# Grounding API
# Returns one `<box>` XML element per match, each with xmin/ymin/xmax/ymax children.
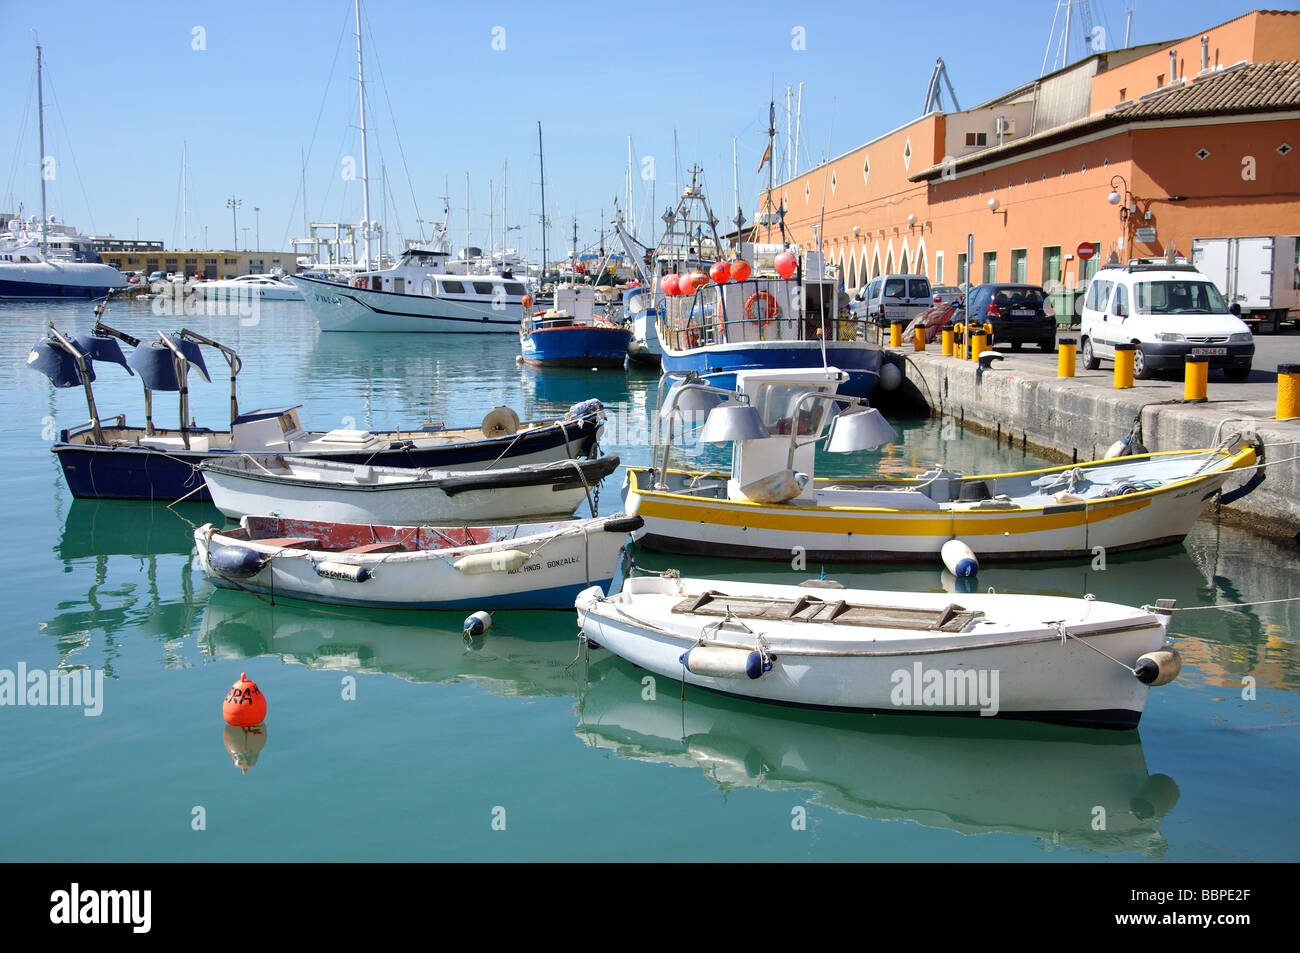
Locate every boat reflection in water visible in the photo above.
<box><xmin>577</xmin><ymin>656</ymin><xmax>1180</xmax><ymax>855</ymax></box>
<box><xmin>198</xmin><ymin>588</ymin><xmax>584</xmax><ymax>699</ymax></box>
<box><xmin>47</xmin><ymin>500</ymin><xmax>222</xmax><ymax>672</ymax></box>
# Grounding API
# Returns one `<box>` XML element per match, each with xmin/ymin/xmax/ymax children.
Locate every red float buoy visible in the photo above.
<box><xmin>709</xmin><ymin>261</ymin><xmax>731</xmax><ymax>284</ymax></box>
<box><xmin>222</xmin><ymin>672</ymin><xmax>267</xmax><ymax>727</ymax></box>
<box><xmin>689</xmin><ymin>270</ymin><xmax>709</xmax><ymax>290</ymax></box>
<box><xmin>661</xmin><ymin>273</ymin><xmax>680</xmax><ymax>296</ymax></box>
<box><xmin>774</xmin><ymin>251</ymin><xmax>798</xmax><ymax>279</ymax></box>
<box><xmin>730</xmin><ymin>259</ymin><xmax>752</xmax><ymax>281</ymax></box>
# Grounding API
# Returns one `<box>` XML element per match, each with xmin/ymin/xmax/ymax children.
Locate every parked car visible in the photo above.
<box><xmin>930</xmin><ymin>284</ymin><xmax>963</xmax><ymax>305</ymax></box>
<box><xmin>853</xmin><ymin>274</ymin><xmax>933</xmax><ymax>327</ymax></box>
<box><xmin>1079</xmin><ymin>260</ymin><xmax>1254</xmax><ymax>380</ymax></box>
<box><xmin>965</xmin><ymin>283</ymin><xmax>1057</xmax><ymax>351</ymax></box>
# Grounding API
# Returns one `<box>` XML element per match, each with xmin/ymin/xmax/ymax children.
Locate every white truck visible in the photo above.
<box><xmin>1191</xmin><ymin>236</ymin><xmax>1300</xmax><ymax>334</ymax></box>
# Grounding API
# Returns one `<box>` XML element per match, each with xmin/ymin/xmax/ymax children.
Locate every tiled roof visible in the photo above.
<box><xmin>911</xmin><ymin>60</ymin><xmax>1300</xmax><ymax>182</ymax></box>
<box><xmin>1121</xmin><ymin>60</ymin><xmax>1300</xmax><ymax>117</ymax></box>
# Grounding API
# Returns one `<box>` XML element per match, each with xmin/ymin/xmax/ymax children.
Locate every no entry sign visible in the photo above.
<box><xmin>1076</xmin><ymin>242</ymin><xmax>1097</xmax><ymax>261</ymax></box>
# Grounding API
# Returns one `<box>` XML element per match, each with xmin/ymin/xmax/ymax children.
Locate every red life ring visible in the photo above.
<box><xmin>744</xmin><ymin>291</ymin><xmax>780</xmax><ymax>326</ymax></box>
<box><xmin>353</xmin><ymin>277</ymin><xmax>366</xmax><ymax>289</ymax></box>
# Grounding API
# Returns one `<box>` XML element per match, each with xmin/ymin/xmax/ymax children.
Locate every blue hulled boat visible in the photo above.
<box><xmin>29</xmin><ymin>319</ymin><xmax>606</xmax><ymax>502</ymax></box>
<box><xmin>613</xmin><ymin>167</ymin><xmax>886</xmax><ymax>398</ymax></box>
<box><xmin>519</xmin><ymin>285</ymin><xmax>632</xmax><ymax>369</ymax></box>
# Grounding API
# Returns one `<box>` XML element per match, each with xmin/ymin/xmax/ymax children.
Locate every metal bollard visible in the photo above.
<box><xmin>1279</xmin><ymin>363</ymin><xmax>1299</xmax><ymax>420</ymax></box>
<box><xmin>890</xmin><ymin>321</ymin><xmax>904</xmax><ymax>348</ymax></box>
<box><xmin>970</xmin><ymin>329</ymin><xmax>986</xmax><ymax>361</ymax></box>
<box><xmin>1058</xmin><ymin>337</ymin><xmax>1077</xmax><ymax>378</ymax></box>
<box><xmin>913</xmin><ymin>326</ymin><xmax>926</xmax><ymax>351</ymax></box>
<box><xmin>1114</xmin><ymin>343</ymin><xmax>1135</xmax><ymax>388</ymax></box>
<box><xmin>941</xmin><ymin>328</ymin><xmax>954</xmax><ymax>357</ymax></box>
<box><xmin>1184</xmin><ymin>355</ymin><xmax>1209</xmax><ymax>401</ymax></box>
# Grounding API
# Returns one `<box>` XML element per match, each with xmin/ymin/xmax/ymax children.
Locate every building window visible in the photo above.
<box><xmin>965</xmin><ymin>132</ymin><xmax>987</xmax><ymax>147</ymax></box>
<box><xmin>983</xmin><ymin>252</ymin><xmax>997</xmax><ymax>283</ymax></box>
<box><xmin>1042</xmin><ymin>246</ymin><xmax>1062</xmax><ymax>286</ymax></box>
<box><xmin>205</xmin><ymin>258</ymin><xmax>217</xmax><ymax>265</ymax></box>
<box><xmin>957</xmin><ymin>253</ymin><xmax>968</xmax><ymax>286</ymax></box>
<box><xmin>935</xmin><ymin>252</ymin><xmax>944</xmax><ymax>284</ymax></box>
<box><xmin>224</xmin><ymin>258</ymin><xmax>237</xmax><ymax>265</ymax></box>
<box><xmin>1011</xmin><ymin>249</ymin><xmax>1028</xmax><ymax>283</ymax></box>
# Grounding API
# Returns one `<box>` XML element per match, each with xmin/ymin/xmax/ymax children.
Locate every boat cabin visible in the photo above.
<box><xmin>352</xmin><ymin>246</ymin><xmax>530</xmax><ymax>301</ymax></box>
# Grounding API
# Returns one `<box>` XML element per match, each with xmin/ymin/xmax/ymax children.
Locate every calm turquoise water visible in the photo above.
<box><xmin>1</xmin><ymin>299</ymin><xmax>1297</xmax><ymax>861</ymax></box>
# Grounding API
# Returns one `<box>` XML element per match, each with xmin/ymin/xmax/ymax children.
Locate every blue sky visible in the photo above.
<box><xmin>0</xmin><ymin>0</ymin><xmax>1265</xmax><ymax>265</ymax></box>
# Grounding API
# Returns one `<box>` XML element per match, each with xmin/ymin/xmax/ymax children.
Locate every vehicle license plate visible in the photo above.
<box><xmin>1191</xmin><ymin>347</ymin><xmax>1227</xmax><ymax>356</ymax></box>
<box><xmin>1011</xmin><ymin>309</ymin><xmax>1035</xmax><ymax>317</ymax></box>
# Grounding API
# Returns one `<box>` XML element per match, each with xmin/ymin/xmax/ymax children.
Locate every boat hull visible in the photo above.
<box><xmin>292</xmin><ymin>274</ymin><xmax>523</xmax><ymax>333</ymax></box>
<box><xmin>195</xmin><ymin>516</ymin><xmax>634</xmax><ymax>610</ymax></box>
<box><xmin>520</xmin><ymin>325</ymin><xmax>632</xmax><ymax>368</ymax></box>
<box><xmin>53</xmin><ymin>414</ymin><xmax>603</xmax><ymax>502</ymax></box>
<box><xmin>622</xmin><ymin>447</ymin><xmax>1256</xmax><ymax>562</ymax></box>
<box><xmin>576</xmin><ymin>578</ymin><xmax>1170</xmax><ymax>728</ymax></box>
<box><xmin>200</xmin><ymin>455</ymin><xmax>618</xmax><ymax>525</ymax></box>
<box><xmin>658</xmin><ymin>339</ymin><xmax>884</xmax><ymax>398</ymax></box>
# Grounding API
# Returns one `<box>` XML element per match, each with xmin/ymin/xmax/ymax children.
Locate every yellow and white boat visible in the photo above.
<box><xmin>623</xmin><ymin>367</ymin><xmax>1258</xmax><ymax>563</ymax></box>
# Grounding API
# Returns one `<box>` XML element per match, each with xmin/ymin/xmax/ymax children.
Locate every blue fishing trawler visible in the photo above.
<box><xmin>613</xmin><ymin>167</ymin><xmax>885</xmax><ymax>397</ymax></box>
<box><xmin>519</xmin><ymin>285</ymin><xmax>632</xmax><ymax>369</ymax></box>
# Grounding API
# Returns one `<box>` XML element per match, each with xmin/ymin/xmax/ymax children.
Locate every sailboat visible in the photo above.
<box><xmin>292</xmin><ymin>1</ymin><xmax>528</xmax><ymax>332</ymax></box>
<box><xmin>0</xmin><ymin>45</ymin><xmax>127</xmax><ymax>299</ymax></box>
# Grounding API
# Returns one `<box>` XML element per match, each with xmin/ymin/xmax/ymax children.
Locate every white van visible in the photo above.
<box><xmin>853</xmin><ymin>274</ymin><xmax>932</xmax><ymax>327</ymax></box>
<box><xmin>1079</xmin><ymin>260</ymin><xmax>1254</xmax><ymax>380</ymax></box>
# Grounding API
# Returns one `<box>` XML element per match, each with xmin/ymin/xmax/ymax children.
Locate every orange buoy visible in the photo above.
<box><xmin>222</xmin><ymin>672</ymin><xmax>267</xmax><ymax>727</ymax></box>
<box><xmin>730</xmin><ymin>259</ymin><xmax>752</xmax><ymax>281</ymax></box>
<box><xmin>773</xmin><ymin>251</ymin><xmax>798</xmax><ymax>279</ymax></box>
<box><xmin>521</xmin><ymin>293</ymin><xmax>533</xmax><ymax>310</ymax></box>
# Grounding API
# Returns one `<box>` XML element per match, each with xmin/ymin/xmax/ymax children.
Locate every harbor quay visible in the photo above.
<box><xmin>882</xmin><ymin>330</ymin><xmax>1300</xmax><ymax>538</ymax></box>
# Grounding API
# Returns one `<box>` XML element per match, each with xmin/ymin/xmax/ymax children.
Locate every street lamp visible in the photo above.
<box><xmin>227</xmin><ymin>196</ymin><xmax>242</xmax><ymax>250</ymax></box>
<box><xmin>1107</xmin><ymin>174</ymin><xmax>1136</xmax><ymax>252</ymax></box>
<box><xmin>254</xmin><ymin>207</ymin><xmax>260</xmax><ymax>251</ymax></box>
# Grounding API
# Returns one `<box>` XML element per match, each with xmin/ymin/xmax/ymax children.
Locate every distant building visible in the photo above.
<box><xmin>96</xmin><ymin>248</ymin><xmax>299</xmax><ymax>279</ymax></box>
<box><xmin>764</xmin><ymin>9</ymin><xmax>1300</xmax><ymax>300</ymax></box>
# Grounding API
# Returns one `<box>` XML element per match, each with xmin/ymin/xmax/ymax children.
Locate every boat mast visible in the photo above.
<box><xmin>794</xmin><ymin>83</ymin><xmax>803</xmax><ymax>177</ymax></box>
<box><xmin>301</xmin><ymin>146</ymin><xmax>308</xmax><ymax>239</ymax></box>
<box><xmin>464</xmin><ymin>172</ymin><xmax>470</xmax><ymax>274</ymax></box>
<box><xmin>537</xmin><ymin>121</ymin><xmax>547</xmax><ymax>283</ymax></box>
<box><xmin>354</xmin><ymin>0</ymin><xmax>372</xmax><ymax>270</ymax></box>
<box><xmin>488</xmin><ymin>178</ymin><xmax>493</xmax><ymax>274</ymax></box>
<box><xmin>36</xmin><ymin>44</ymin><xmax>47</xmax><ymax>259</ymax></box>
<box><xmin>501</xmin><ymin>159</ymin><xmax>507</xmax><ymax>274</ymax></box>
<box><xmin>786</xmin><ymin>85</ymin><xmax>793</xmax><ymax>181</ymax></box>
<box><xmin>765</xmin><ymin>100</ymin><xmax>776</xmax><ymax>243</ymax></box>
<box><xmin>182</xmin><ymin>141</ymin><xmax>188</xmax><ymax>249</ymax></box>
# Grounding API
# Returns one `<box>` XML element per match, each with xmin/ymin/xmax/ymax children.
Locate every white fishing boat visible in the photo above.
<box><xmin>576</xmin><ymin>574</ymin><xmax>1182</xmax><ymax>728</ymax></box>
<box><xmin>293</xmin><ymin>246</ymin><xmax>532</xmax><ymax>332</ymax></box>
<box><xmin>195</xmin><ymin>513</ymin><xmax>642</xmax><ymax>609</ymax></box>
<box><xmin>624</xmin><ymin>366</ymin><xmax>1260</xmax><ymax>564</ymax></box>
<box><xmin>199</xmin><ymin>453</ymin><xmax>620</xmax><ymax>525</ymax></box>
<box><xmin>194</xmin><ymin>274</ymin><xmax>304</xmax><ymax>301</ymax></box>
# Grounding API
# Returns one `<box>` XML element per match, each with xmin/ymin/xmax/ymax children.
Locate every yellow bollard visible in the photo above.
<box><xmin>913</xmin><ymin>326</ymin><xmax>926</xmax><ymax>351</ymax></box>
<box><xmin>970</xmin><ymin>330</ymin><xmax>985</xmax><ymax>361</ymax></box>
<box><xmin>890</xmin><ymin>321</ymin><xmax>904</xmax><ymax>348</ymax></box>
<box><xmin>941</xmin><ymin>327</ymin><xmax>954</xmax><ymax>357</ymax></box>
<box><xmin>1184</xmin><ymin>355</ymin><xmax>1209</xmax><ymax>401</ymax></box>
<box><xmin>1114</xmin><ymin>343</ymin><xmax>1135</xmax><ymax>389</ymax></box>
<box><xmin>1279</xmin><ymin>363</ymin><xmax>1299</xmax><ymax>420</ymax></box>
<box><xmin>1058</xmin><ymin>338</ymin><xmax>1077</xmax><ymax>377</ymax></box>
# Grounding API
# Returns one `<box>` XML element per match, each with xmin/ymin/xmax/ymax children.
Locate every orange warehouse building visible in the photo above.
<box><xmin>764</xmin><ymin>9</ymin><xmax>1300</xmax><ymax>315</ymax></box>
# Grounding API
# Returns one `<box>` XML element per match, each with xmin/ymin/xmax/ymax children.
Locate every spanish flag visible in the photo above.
<box><xmin>757</xmin><ymin>144</ymin><xmax>772</xmax><ymax>173</ymax></box>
